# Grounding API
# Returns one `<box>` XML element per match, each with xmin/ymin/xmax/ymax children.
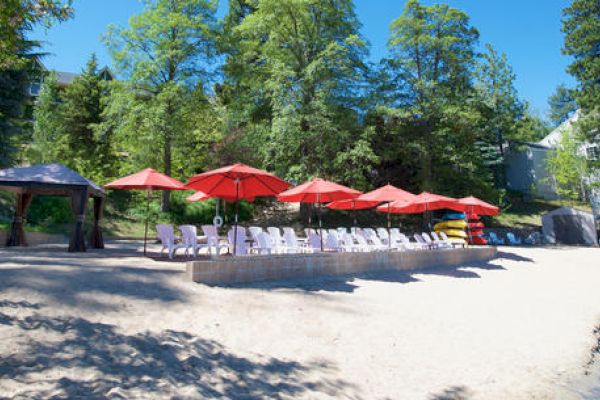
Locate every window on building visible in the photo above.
<box><xmin>586</xmin><ymin>145</ymin><xmax>599</xmax><ymax>161</ymax></box>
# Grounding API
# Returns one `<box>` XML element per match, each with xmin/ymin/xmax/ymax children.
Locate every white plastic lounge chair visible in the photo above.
<box><xmin>228</xmin><ymin>226</ymin><xmax>248</xmax><ymax>256</ymax></box>
<box><xmin>363</xmin><ymin>228</ymin><xmax>388</xmax><ymax>250</ymax></box>
<box><xmin>488</xmin><ymin>232</ymin><xmax>506</xmax><ymax>245</ymax></box>
<box><xmin>179</xmin><ymin>225</ymin><xmax>209</xmax><ymax>257</ymax></box>
<box><xmin>414</xmin><ymin>233</ymin><xmax>432</xmax><ymax>250</ymax></box>
<box><xmin>325</xmin><ymin>232</ymin><xmax>345</xmax><ymax>252</ymax></box>
<box><xmin>267</xmin><ymin>227</ymin><xmax>286</xmax><ymax>253</ymax></box>
<box><xmin>428</xmin><ymin>232</ymin><xmax>453</xmax><ymax>249</ymax></box>
<box><xmin>282</xmin><ymin>227</ymin><xmax>304</xmax><ymax>253</ymax></box>
<box><xmin>353</xmin><ymin>231</ymin><xmax>377</xmax><ymax>252</ymax></box>
<box><xmin>156</xmin><ymin>224</ymin><xmax>185</xmax><ymax>259</ymax></box>
<box><xmin>376</xmin><ymin>228</ymin><xmax>390</xmax><ymax>246</ymax></box>
<box><xmin>201</xmin><ymin>225</ymin><xmax>229</xmax><ymax>255</ymax></box>
<box><xmin>308</xmin><ymin>231</ymin><xmax>323</xmax><ymax>252</ymax></box>
<box><xmin>250</xmin><ymin>232</ymin><xmax>272</xmax><ymax>255</ymax></box>
<box><xmin>438</xmin><ymin>231</ymin><xmax>464</xmax><ymax>248</ymax></box>
<box><xmin>506</xmin><ymin>232</ymin><xmax>522</xmax><ymax>245</ymax></box>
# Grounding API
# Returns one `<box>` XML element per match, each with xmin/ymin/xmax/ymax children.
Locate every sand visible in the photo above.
<box><xmin>0</xmin><ymin>243</ymin><xmax>599</xmax><ymax>399</ymax></box>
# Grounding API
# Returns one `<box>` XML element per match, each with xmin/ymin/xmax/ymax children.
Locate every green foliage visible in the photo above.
<box><xmin>562</xmin><ymin>0</ymin><xmax>600</xmax><ymax>115</ymax></box>
<box><xmin>103</xmin><ymin>0</ymin><xmax>219</xmax><ymax>211</ymax></box>
<box><xmin>0</xmin><ymin>0</ymin><xmax>72</xmax><ymax>69</ymax></box>
<box><xmin>30</xmin><ymin>72</ymin><xmax>62</xmax><ymax>163</ymax></box>
<box><xmin>548</xmin><ymin>84</ymin><xmax>577</xmax><ymax>127</ymax></box>
<box><xmin>219</xmin><ymin>0</ymin><xmax>371</xmax><ymax>183</ymax></box>
<box><xmin>546</xmin><ymin>129</ymin><xmax>588</xmax><ymax>201</ymax></box>
<box><xmin>0</xmin><ymin>65</ymin><xmax>29</xmax><ymax>167</ymax></box>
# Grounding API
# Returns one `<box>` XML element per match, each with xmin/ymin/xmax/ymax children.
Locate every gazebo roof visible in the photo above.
<box><xmin>0</xmin><ymin>163</ymin><xmax>105</xmax><ymax>197</ymax></box>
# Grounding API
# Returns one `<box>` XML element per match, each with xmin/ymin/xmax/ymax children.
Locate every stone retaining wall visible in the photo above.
<box><xmin>186</xmin><ymin>247</ymin><xmax>498</xmax><ymax>285</ymax></box>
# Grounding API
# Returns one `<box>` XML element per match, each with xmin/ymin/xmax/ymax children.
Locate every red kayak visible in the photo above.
<box><xmin>470</xmin><ymin>236</ymin><xmax>487</xmax><ymax>245</ymax></box>
<box><xmin>468</xmin><ymin>229</ymin><xmax>484</xmax><ymax>236</ymax></box>
<box><xmin>468</xmin><ymin>222</ymin><xmax>484</xmax><ymax>229</ymax></box>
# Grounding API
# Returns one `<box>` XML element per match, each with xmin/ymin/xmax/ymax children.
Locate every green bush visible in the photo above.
<box><xmin>27</xmin><ymin>196</ymin><xmax>72</xmax><ymax>226</ymax></box>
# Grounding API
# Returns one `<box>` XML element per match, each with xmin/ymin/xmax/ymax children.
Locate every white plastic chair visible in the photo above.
<box><xmin>376</xmin><ymin>228</ymin><xmax>390</xmax><ymax>245</ymax></box>
<box><xmin>251</xmin><ymin>232</ymin><xmax>272</xmax><ymax>255</ymax></box>
<box><xmin>267</xmin><ymin>227</ymin><xmax>286</xmax><ymax>253</ymax></box>
<box><xmin>282</xmin><ymin>227</ymin><xmax>304</xmax><ymax>253</ymax></box>
<box><xmin>430</xmin><ymin>231</ymin><xmax>453</xmax><ymax>248</ymax></box>
<box><xmin>201</xmin><ymin>225</ymin><xmax>228</xmax><ymax>255</ymax></box>
<box><xmin>353</xmin><ymin>232</ymin><xmax>375</xmax><ymax>252</ymax></box>
<box><xmin>423</xmin><ymin>232</ymin><xmax>449</xmax><ymax>249</ymax></box>
<box><xmin>156</xmin><ymin>224</ymin><xmax>185</xmax><ymax>259</ymax></box>
<box><xmin>179</xmin><ymin>225</ymin><xmax>210</xmax><ymax>257</ymax></box>
<box><xmin>414</xmin><ymin>233</ymin><xmax>432</xmax><ymax>250</ymax></box>
<box><xmin>363</xmin><ymin>228</ymin><xmax>388</xmax><ymax>250</ymax></box>
<box><xmin>325</xmin><ymin>232</ymin><xmax>345</xmax><ymax>252</ymax></box>
<box><xmin>308</xmin><ymin>231</ymin><xmax>323</xmax><ymax>252</ymax></box>
<box><xmin>228</xmin><ymin>226</ymin><xmax>248</xmax><ymax>256</ymax></box>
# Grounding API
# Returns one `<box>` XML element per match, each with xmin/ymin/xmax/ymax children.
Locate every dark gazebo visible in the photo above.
<box><xmin>0</xmin><ymin>163</ymin><xmax>105</xmax><ymax>252</ymax></box>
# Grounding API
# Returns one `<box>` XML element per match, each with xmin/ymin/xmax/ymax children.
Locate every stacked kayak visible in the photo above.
<box><xmin>467</xmin><ymin>213</ymin><xmax>487</xmax><ymax>245</ymax></box>
<box><xmin>434</xmin><ymin>213</ymin><xmax>467</xmax><ymax>244</ymax></box>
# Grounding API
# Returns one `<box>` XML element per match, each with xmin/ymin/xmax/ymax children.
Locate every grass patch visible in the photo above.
<box><xmin>488</xmin><ymin>198</ymin><xmax>592</xmax><ymax>229</ymax></box>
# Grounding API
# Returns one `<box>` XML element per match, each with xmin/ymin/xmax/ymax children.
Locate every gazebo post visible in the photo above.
<box><xmin>6</xmin><ymin>192</ymin><xmax>33</xmax><ymax>247</ymax></box>
<box><xmin>90</xmin><ymin>196</ymin><xmax>104</xmax><ymax>249</ymax></box>
<box><xmin>69</xmin><ymin>187</ymin><xmax>89</xmax><ymax>252</ymax></box>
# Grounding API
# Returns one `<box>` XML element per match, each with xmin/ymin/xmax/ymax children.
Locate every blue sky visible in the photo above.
<box><xmin>32</xmin><ymin>0</ymin><xmax>574</xmax><ymax>119</ymax></box>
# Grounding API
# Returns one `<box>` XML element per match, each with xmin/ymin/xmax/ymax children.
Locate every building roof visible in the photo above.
<box><xmin>538</xmin><ymin>110</ymin><xmax>581</xmax><ymax>149</ymax></box>
<box><xmin>0</xmin><ymin>163</ymin><xmax>104</xmax><ymax>197</ymax></box>
<box><xmin>56</xmin><ymin>71</ymin><xmax>79</xmax><ymax>86</ymax></box>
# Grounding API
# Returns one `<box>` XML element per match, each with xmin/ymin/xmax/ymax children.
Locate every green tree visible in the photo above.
<box><xmin>56</xmin><ymin>54</ymin><xmax>115</xmax><ymax>182</ymax></box>
<box><xmin>383</xmin><ymin>0</ymin><xmax>480</xmax><ymax>192</ymax></box>
<box><xmin>221</xmin><ymin>0</ymin><xmax>370</xmax><ymax>183</ymax></box>
<box><xmin>104</xmin><ymin>0</ymin><xmax>218</xmax><ymax>211</ymax></box>
<box><xmin>29</xmin><ymin>72</ymin><xmax>63</xmax><ymax>163</ymax></box>
<box><xmin>548</xmin><ymin>84</ymin><xmax>577</xmax><ymax>126</ymax></box>
<box><xmin>546</xmin><ymin>130</ymin><xmax>588</xmax><ymax>201</ymax></box>
<box><xmin>0</xmin><ymin>64</ymin><xmax>30</xmax><ymax>167</ymax></box>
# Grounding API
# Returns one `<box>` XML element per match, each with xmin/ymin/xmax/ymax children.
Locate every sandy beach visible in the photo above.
<box><xmin>0</xmin><ymin>244</ymin><xmax>599</xmax><ymax>399</ymax></box>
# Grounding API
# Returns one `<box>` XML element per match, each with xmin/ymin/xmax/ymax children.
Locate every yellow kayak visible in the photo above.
<box><xmin>435</xmin><ymin>228</ymin><xmax>467</xmax><ymax>239</ymax></box>
<box><xmin>434</xmin><ymin>220</ymin><xmax>467</xmax><ymax>230</ymax></box>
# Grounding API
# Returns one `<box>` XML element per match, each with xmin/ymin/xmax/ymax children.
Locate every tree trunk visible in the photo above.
<box><xmin>161</xmin><ymin>133</ymin><xmax>172</xmax><ymax>212</ymax></box>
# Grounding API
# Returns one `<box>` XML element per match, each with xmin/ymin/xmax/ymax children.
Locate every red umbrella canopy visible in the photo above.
<box><xmin>454</xmin><ymin>196</ymin><xmax>500</xmax><ymax>216</ymax></box>
<box><xmin>277</xmin><ymin>178</ymin><xmax>361</xmax><ymax>203</ymax></box>
<box><xmin>185</xmin><ymin>163</ymin><xmax>290</xmax><ymax>200</ymax></box>
<box><xmin>105</xmin><ymin>168</ymin><xmax>185</xmax><ymax>190</ymax></box>
<box><xmin>326</xmin><ymin>198</ymin><xmax>379</xmax><ymax>210</ymax></box>
<box><xmin>378</xmin><ymin>191</ymin><xmax>458</xmax><ymax>214</ymax></box>
<box><xmin>358</xmin><ymin>184</ymin><xmax>417</xmax><ymax>203</ymax></box>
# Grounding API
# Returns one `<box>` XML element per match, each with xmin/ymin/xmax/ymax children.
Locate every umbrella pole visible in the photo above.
<box><xmin>318</xmin><ymin>193</ymin><xmax>323</xmax><ymax>252</ymax></box>
<box><xmin>233</xmin><ymin>179</ymin><xmax>240</xmax><ymax>256</ymax></box>
<box><xmin>353</xmin><ymin>200</ymin><xmax>357</xmax><ymax>227</ymax></box>
<box><xmin>144</xmin><ymin>189</ymin><xmax>150</xmax><ymax>256</ymax></box>
<box><xmin>387</xmin><ymin>203</ymin><xmax>392</xmax><ymax>250</ymax></box>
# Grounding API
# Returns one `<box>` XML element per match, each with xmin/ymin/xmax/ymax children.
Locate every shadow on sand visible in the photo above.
<box><xmin>0</xmin><ymin>254</ymin><xmax>185</xmax><ymax>311</ymax></box>
<box><xmin>0</xmin><ymin>303</ymin><xmax>361</xmax><ymax>399</ymax></box>
<box><xmin>428</xmin><ymin>385</ymin><xmax>472</xmax><ymax>400</ymax></box>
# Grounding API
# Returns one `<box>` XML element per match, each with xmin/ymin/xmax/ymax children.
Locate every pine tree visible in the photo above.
<box><xmin>548</xmin><ymin>84</ymin><xmax>577</xmax><ymax>127</ymax></box>
<box><xmin>30</xmin><ymin>72</ymin><xmax>63</xmax><ymax>163</ymax></box>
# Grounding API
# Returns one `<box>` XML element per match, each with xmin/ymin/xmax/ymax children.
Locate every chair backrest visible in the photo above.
<box><xmin>373</xmin><ymin>234</ymin><xmax>386</xmax><ymax>247</ymax></box>
<box><xmin>201</xmin><ymin>225</ymin><xmax>219</xmax><ymax>245</ymax></box>
<box><xmin>328</xmin><ymin>229</ymin><xmax>339</xmax><ymax>240</ymax></box>
<box><xmin>354</xmin><ymin>233</ymin><xmax>370</xmax><ymax>248</ymax></box>
<box><xmin>507</xmin><ymin>232</ymin><xmax>519</xmax><ymax>243</ymax></box>
<box><xmin>421</xmin><ymin>233</ymin><xmax>433</xmax><ymax>244</ymax></box>
<box><xmin>248</xmin><ymin>226</ymin><xmax>263</xmax><ymax>242</ymax></box>
<box><xmin>283</xmin><ymin>228</ymin><xmax>299</xmax><ymax>248</ymax></box>
<box><xmin>398</xmin><ymin>233</ymin><xmax>410</xmax><ymax>244</ymax></box>
<box><xmin>414</xmin><ymin>233</ymin><xmax>426</xmax><ymax>244</ymax></box>
<box><xmin>337</xmin><ymin>227</ymin><xmax>347</xmax><ymax>236</ymax></box>
<box><xmin>377</xmin><ymin>228</ymin><xmax>389</xmax><ymax>240</ymax></box>
<box><xmin>326</xmin><ymin>233</ymin><xmax>341</xmax><ymax>252</ymax></box>
<box><xmin>227</xmin><ymin>227</ymin><xmax>247</xmax><ymax>256</ymax></box>
<box><xmin>179</xmin><ymin>225</ymin><xmax>197</xmax><ymax>246</ymax></box>
<box><xmin>362</xmin><ymin>228</ymin><xmax>376</xmax><ymax>239</ymax></box>
<box><xmin>489</xmin><ymin>232</ymin><xmax>499</xmax><ymax>240</ymax></box>
<box><xmin>256</xmin><ymin>232</ymin><xmax>272</xmax><ymax>251</ymax></box>
<box><xmin>156</xmin><ymin>224</ymin><xmax>174</xmax><ymax>245</ymax></box>
<box><xmin>308</xmin><ymin>231</ymin><xmax>322</xmax><ymax>251</ymax></box>
<box><xmin>430</xmin><ymin>231</ymin><xmax>442</xmax><ymax>242</ymax></box>
<box><xmin>267</xmin><ymin>227</ymin><xmax>284</xmax><ymax>245</ymax></box>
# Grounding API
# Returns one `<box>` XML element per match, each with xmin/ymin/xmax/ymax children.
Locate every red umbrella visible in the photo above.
<box><xmin>105</xmin><ymin>168</ymin><xmax>185</xmax><ymax>255</ymax></box>
<box><xmin>278</xmin><ymin>178</ymin><xmax>361</xmax><ymax>250</ymax></box>
<box><xmin>360</xmin><ymin>184</ymin><xmax>417</xmax><ymax>244</ymax></box>
<box><xmin>326</xmin><ymin>199</ymin><xmax>380</xmax><ymax>226</ymax></box>
<box><xmin>379</xmin><ymin>192</ymin><xmax>458</xmax><ymax>214</ymax></box>
<box><xmin>186</xmin><ymin>163</ymin><xmax>290</xmax><ymax>255</ymax></box>
<box><xmin>452</xmin><ymin>196</ymin><xmax>500</xmax><ymax>216</ymax></box>
<box><xmin>379</xmin><ymin>191</ymin><xmax>458</xmax><ymax>230</ymax></box>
